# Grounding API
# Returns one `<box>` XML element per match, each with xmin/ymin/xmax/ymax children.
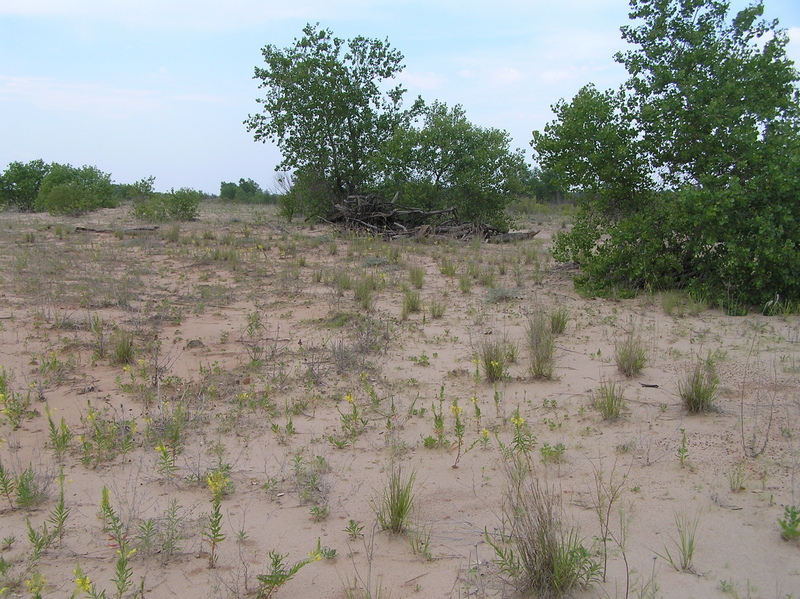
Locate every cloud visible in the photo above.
<box><xmin>490</xmin><ymin>67</ymin><xmax>523</xmax><ymax>86</ymax></box>
<box><xmin>0</xmin><ymin>0</ymin><xmax>377</xmax><ymax>30</ymax></box>
<box><xmin>0</xmin><ymin>76</ymin><xmax>163</xmax><ymax>119</ymax></box>
<box><xmin>397</xmin><ymin>70</ymin><xmax>445</xmax><ymax>91</ymax></box>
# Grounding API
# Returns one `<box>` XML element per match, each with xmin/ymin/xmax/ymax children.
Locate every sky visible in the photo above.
<box><xmin>1</xmin><ymin>0</ymin><xmax>799</xmax><ymax>194</ymax></box>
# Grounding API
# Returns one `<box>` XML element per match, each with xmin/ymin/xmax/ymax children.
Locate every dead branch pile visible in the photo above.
<box><xmin>326</xmin><ymin>194</ymin><xmax>538</xmax><ymax>242</ymax></box>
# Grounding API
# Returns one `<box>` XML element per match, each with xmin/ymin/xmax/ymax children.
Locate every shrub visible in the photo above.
<box><xmin>0</xmin><ymin>159</ymin><xmax>50</xmax><ymax>211</ymax></box>
<box><xmin>35</xmin><ymin>163</ymin><xmax>115</xmax><ymax>215</ymax></box>
<box><xmin>131</xmin><ymin>187</ymin><xmax>201</xmax><ymax>222</ymax></box>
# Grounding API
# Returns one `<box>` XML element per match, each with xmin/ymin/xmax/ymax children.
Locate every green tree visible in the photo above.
<box><xmin>35</xmin><ymin>163</ymin><xmax>115</xmax><ymax>215</ymax></box>
<box><xmin>534</xmin><ymin>0</ymin><xmax>800</xmax><ymax>306</ymax></box>
<box><xmin>380</xmin><ymin>101</ymin><xmax>526</xmax><ymax>229</ymax></box>
<box><xmin>245</xmin><ymin>23</ymin><xmax>423</xmax><ymax>215</ymax></box>
<box><xmin>0</xmin><ymin>159</ymin><xmax>50</xmax><ymax>211</ymax></box>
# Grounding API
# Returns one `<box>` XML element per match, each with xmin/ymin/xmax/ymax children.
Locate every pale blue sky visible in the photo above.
<box><xmin>1</xmin><ymin>0</ymin><xmax>799</xmax><ymax>194</ymax></box>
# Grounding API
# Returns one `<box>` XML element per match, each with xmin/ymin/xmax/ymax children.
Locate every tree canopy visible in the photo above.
<box><xmin>533</xmin><ymin>0</ymin><xmax>800</xmax><ymax>308</ymax></box>
<box><xmin>246</xmin><ymin>24</ymin><xmax>423</xmax><ymax>202</ymax></box>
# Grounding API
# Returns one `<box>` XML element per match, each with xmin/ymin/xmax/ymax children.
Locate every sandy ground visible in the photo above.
<box><xmin>0</xmin><ymin>203</ymin><xmax>798</xmax><ymax>599</ymax></box>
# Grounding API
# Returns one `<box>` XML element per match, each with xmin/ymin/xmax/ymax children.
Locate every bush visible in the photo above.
<box><xmin>131</xmin><ymin>187</ymin><xmax>201</xmax><ymax>222</ymax></box>
<box><xmin>0</xmin><ymin>159</ymin><xmax>50</xmax><ymax>211</ymax></box>
<box><xmin>34</xmin><ymin>163</ymin><xmax>115</xmax><ymax>215</ymax></box>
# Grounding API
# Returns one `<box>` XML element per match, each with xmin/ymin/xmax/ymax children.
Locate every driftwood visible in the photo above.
<box><xmin>75</xmin><ymin>225</ymin><xmax>160</xmax><ymax>233</ymax></box>
<box><xmin>326</xmin><ymin>194</ymin><xmax>538</xmax><ymax>243</ymax></box>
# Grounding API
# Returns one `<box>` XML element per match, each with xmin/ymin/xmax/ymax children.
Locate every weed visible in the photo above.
<box><xmin>676</xmin><ymin>429</ymin><xmax>689</xmax><ymax>467</ymax></box>
<box><xmin>109</xmin><ymin>328</ymin><xmax>136</xmax><ymax>365</ymax></box>
<box><xmin>778</xmin><ymin>505</ymin><xmax>800</xmax><ymax>541</ymax></box>
<box><xmin>527</xmin><ymin>312</ymin><xmax>555</xmax><ymax>380</ymax></box>
<box><xmin>539</xmin><ymin>442</ymin><xmax>566</xmax><ymax>464</ymax></box>
<box><xmin>593</xmin><ymin>380</ymin><xmax>626</xmax><ymax>421</ymax></box>
<box><xmin>15</xmin><ymin>464</ymin><xmax>50</xmax><ymax>510</ymax></box>
<box><xmin>0</xmin><ymin>458</ymin><xmax>15</xmax><ymax>509</ymax></box>
<box><xmin>458</xmin><ymin>275</ymin><xmax>472</xmax><ymax>293</ymax></box>
<box><xmin>256</xmin><ymin>546</ymin><xmax>320</xmax><ymax>598</ymax></box>
<box><xmin>440</xmin><ymin>258</ymin><xmax>457</xmax><ymax>277</ymax></box>
<box><xmin>45</xmin><ymin>404</ymin><xmax>73</xmax><ymax>460</ymax></box>
<box><xmin>679</xmin><ymin>357</ymin><xmax>719</xmax><ymax>413</ymax></box>
<box><xmin>374</xmin><ymin>465</ymin><xmax>416</xmax><ymax>534</ymax></box>
<box><xmin>344</xmin><ymin>519</ymin><xmax>364</xmax><ymax>540</ymax></box>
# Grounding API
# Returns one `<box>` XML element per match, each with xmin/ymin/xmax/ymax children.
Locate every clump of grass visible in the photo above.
<box><xmin>486</xmin><ymin>287</ymin><xmax>519</xmax><ymax>304</ymax></box>
<box><xmin>593</xmin><ymin>380</ymin><xmax>626</xmax><ymax>421</ymax></box>
<box><xmin>458</xmin><ymin>275</ymin><xmax>472</xmax><ymax>293</ymax></box>
<box><xmin>527</xmin><ymin>312</ymin><xmax>555</xmax><ymax>380</ymax></box>
<box><xmin>678</xmin><ymin>357</ymin><xmax>718</xmax><ymax>413</ymax></box>
<box><xmin>661</xmin><ymin>290</ymin><xmax>685</xmax><ymax>317</ymax></box>
<box><xmin>429</xmin><ymin>300</ymin><xmax>446</xmax><ymax>319</ymax></box>
<box><xmin>657</xmin><ymin>511</ymin><xmax>700</xmax><ymax>572</ymax></box>
<box><xmin>550</xmin><ymin>307</ymin><xmax>569</xmax><ymax>335</ymax></box>
<box><xmin>109</xmin><ymin>328</ymin><xmax>136</xmax><ymax>365</ymax></box>
<box><xmin>353</xmin><ymin>276</ymin><xmax>377</xmax><ymax>311</ymax></box>
<box><xmin>615</xmin><ymin>326</ymin><xmax>647</xmax><ymax>377</ymax></box>
<box><xmin>373</xmin><ymin>466</ymin><xmax>416</xmax><ymax>534</ymax></box>
<box><xmin>439</xmin><ymin>258</ymin><xmax>457</xmax><ymax>277</ymax></box>
<box><xmin>477</xmin><ymin>338</ymin><xmax>508</xmax><ymax>382</ymax></box>
<box><xmin>486</xmin><ymin>457</ymin><xmax>599</xmax><ymax>596</ymax></box>
<box><xmin>408</xmin><ymin>265</ymin><xmax>425</xmax><ymax>289</ymax></box>
<box><xmin>401</xmin><ymin>291</ymin><xmax>422</xmax><ymax>319</ymax></box>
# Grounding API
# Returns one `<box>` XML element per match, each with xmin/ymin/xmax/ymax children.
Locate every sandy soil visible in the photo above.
<box><xmin>0</xmin><ymin>203</ymin><xmax>798</xmax><ymax>599</ymax></box>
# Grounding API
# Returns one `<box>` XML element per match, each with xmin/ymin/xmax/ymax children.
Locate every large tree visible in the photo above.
<box><xmin>245</xmin><ymin>23</ymin><xmax>423</xmax><ymax>208</ymax></box>
<box><xmin>534</xmin><ymin>0</ymin><xmax>800</xmax><ymax>307</ymax></box>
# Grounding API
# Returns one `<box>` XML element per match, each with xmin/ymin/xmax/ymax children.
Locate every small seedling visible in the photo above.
<box><xmin>778</xmin><ymin>505</ymin><xmax>800</xmax><ymax>541</ymax></box>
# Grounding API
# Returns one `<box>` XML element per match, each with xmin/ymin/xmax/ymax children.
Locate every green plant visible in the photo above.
<box><xmin>593</xmin><ymin>380</ymin><xmax>626</xmax><ymax>420</ymax></box>
<box><xmin>477</xmin><ymin>338</ymin><xmax>507</xmax><ymax>383</ymax></box>
<box><xmin>778</xmin><ymin>505</ymin><xmax>800</xmax><ymax>541</ymax></box>
<box><xmin>657</xmin><ymin>511</ymin><xmax>699</xmax><ymax>572</ymax></box>
<box><xmin>202</xmin><ymin>490</ymin><xmax>226</xmax><ymax>568</ymax></box>
<box><xmin>344</xmin><ymin>519</ymin><xmax>364</xmax><ymax>540</ymax></box>
<box><xmin>109</xmin><ymin>328</ymin><xmax>135</xmax><ymax>365</ymax></box>
<box><xmin>0</xmin><ymin>457</ymin><xmax>15</xmax><ymax>509</ymax></box>
<box><xmin>676</xmin><ymin>429</ymin><xmax>689</xmax><ymax>467</ymax></box>
<box><xmin>374</xmin><ymin>466</ymin><xmax>416</xmax><ymax>534</ymax></box>
<box><xmin>401</xmin><ymin>291</ymin><xmax>422</xmax><ymax>319</ymax></box>
<box><xmin>539</xmin><ymin>442</ymin><xmax>566</xmax><ymax>464</ymax></box>
<box><xmin>35</xmin><ymin>162</ymin><xmax>115</xmax><ymax>215</ymax></box>
<box><xmin>131</xmin><ymin>186</ymin><xmax>201</xmax><ymax>222</ymax></box>
<box><xmin>255</xmin><ymin>546</ymin><xmax>320</xmax><ymax>598</ymax></box>
<box><xmin>451</xmin><ymin>399</ymin><xmax>465</xmax><ymax>468</ymax></box>
<box><xmin>679</xmin><ymin>357</ymin><xmax>719</xmax><ymax>413</ymax></box>
<box><xmin>428</xmin><ymin>299</ymin><xmax>446</xmax><ymax>319</ymax></box>
<box><xmin>527</xmin><ymin>312</ymin><xmax>555</xmax><ymax>379</ymax></box>
<box><xmin>45</xmin><ymin>404</ymin><xmax>73</xmax><ymax>460</ymax></box>
<box><xmin>486</xmin><ymin>456</ymin><xmax>599</xmax><ymax>596</ymax></box>
<box><xmin>727</xmin><ymin>462</ymin><xmax>748</xmax><ymax>493</ymax></box>
<box><xmin>0</xmin><ymin>368</ymin><xmax>31</xmax><ymax>430</ymax></box>
<box><xmin>458</xmin><ymin>274</ymin><xmax>472</xmax><ymax>293</ymax></box>
<box><xmin>15</xmin><ymin>464</ymin><xmax>49</xmax><ymax>510</ymax></box>
<box><xmin>615</xmin><ymin>326</ymin><xmax>647</xmax><ymax>377</ymax></box>
<box><xmin>550</xmin><ymin>307</ymin><xmax>570</xmax><ymax>335</ymax></box>
<box><xmin>408</xmin><ymin>265</ymin><xmax>425</xmax><ymax>289</ymax></box>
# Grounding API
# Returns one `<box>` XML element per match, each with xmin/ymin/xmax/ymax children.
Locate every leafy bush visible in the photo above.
<box><xmin>535</xmin><ymin>1</ymin><xmax>800</xmax><ymax>306</ymax></box>
<box><xmin>0</xmin><ymin>159</ymin><xmax>50</xmax><ymax>211</ymax></box>
<box><xmin>131</xmin><ymin>187</ymin><xmax>202</xmax><ymax>222</ymax></box>
<box><xmin>34</xmin><ymin>163</ymin><xmax>115</xmax><ymax>215</ymax></box>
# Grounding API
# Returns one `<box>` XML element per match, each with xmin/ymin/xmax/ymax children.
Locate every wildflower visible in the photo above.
<box><xmin>450</xmin><ymin>403</ymin><xmax>463</xmax><ymax>416</ymax></box>
<box><xmin>73</xmin><ymin>567</ymin><xmax>91</xmax><ymax>592</ymax></box>
<box><xmin>122</xmin><ymin>365</ymin><xmax>130</xmax><ymax>373</ymax></box>
<box><xmin>345</xmin><ymin>392</ymin><xmax>354</xmax><ymax>404</ymax></box>
<box><xmin>470</xmin><ymin>396</ymin><xmax>478</xmax><ymax>405</ymax></box>
<box><xmin>480</xmin><ymin>428</ymin><xmax>490</xmax><ymax>439</ymax></box>
<box><xmin>510</xmin><ymin>415</ymin><xmax>525</xmax><ymax>427</ymax></box>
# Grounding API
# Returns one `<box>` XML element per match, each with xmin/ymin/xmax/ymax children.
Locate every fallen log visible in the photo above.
<box><xmin>75</xmin><ymin>225</ymin><xmax>160</xmax><ymax>233</ymax></box>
